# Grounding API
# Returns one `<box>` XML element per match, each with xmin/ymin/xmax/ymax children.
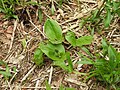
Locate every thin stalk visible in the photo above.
<box><xmin>1</xmin><ymin>0</ymin><xmax>6</xmax><ymax>12</ymax></box>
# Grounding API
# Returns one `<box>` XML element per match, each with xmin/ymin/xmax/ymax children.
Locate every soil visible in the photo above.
<box><xmin>0</xmin><ymin>0</ymin><xmax>120</xmax><ymax>90</ymax></box>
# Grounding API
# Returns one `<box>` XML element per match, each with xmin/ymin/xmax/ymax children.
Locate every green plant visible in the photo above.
<box><xmin>33</xmin><ymin>19</ymin><xmax>73</xmax><ymax>72</ymax></box>
<box><xmin>65</xmin><ymin>31</ymin><xmax>93</xmax><ymax>47</ymax></box>
<box><xmin>45</xmin><ymin>81</ymin><xmax>76</xmax><ymax>90</ymax></box>
<box><xmin>44</xmin><ymin>19</ymin><xmax>63</xmax><ymax>44</ymax></box>
<box><xmin>78</xmin><ymin>39</ymin><xmax>120</xmax><ymax>89</ymax></box>
<box><xmin>80</xmin><ymin>0</ymin><xmax>120</xmax><ymax>32</ymax></box>
<box><xmin>33</xmin><ymin>19</ymin><xmax>93</xmax><ymax>72</ymax></box>
<box><xmin>0</xmin><ymin>0</ymin><xmax>39</xmax><ymax>19</ymax></box>
<box><xmin>0</xmin><ymin>0</ymin><xmax>18</xmax><ymax>19</ymax></box>
<box><xmin>0</xmin><ymin>60</ymin><xmax>12</xmax><ymax>79</ymax></box>
<box><xmin>33</xmin><ymin>48</ymin><xmax>43</xmax><ymax>66</ymax></box>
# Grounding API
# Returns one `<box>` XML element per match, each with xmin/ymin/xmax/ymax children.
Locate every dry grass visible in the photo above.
<box><xmin>0</xmin><ymin>0</ymin><xmax>120</xmax><ymax>90</ymax></box>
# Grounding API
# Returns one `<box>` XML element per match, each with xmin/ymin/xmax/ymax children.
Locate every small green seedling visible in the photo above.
<box><xmin>33</xmin><ymin>19</ymin><xmax>93</xmax><ymax>73</ymax></box>
<box><xmin>0</xmin><ymin>0</ymin><xmax>18</xmax><ymax>19</ymax></box>
<box><xmin>80</xmin><ymin>0</ymin><xmax>120</xmax><ymax>33</ymax></box>
<box><xmin>0</xmin><ymin>0</ymin><xmax>39</xmax><ymax>19</ymax></box>
<box><xmin>0</xmin><ymin>60</ymin><xmax>12</xmax><ymax>79</ymax></box>
<box><xmin>78</xmin><ymin>39</ymin><xmax>120</xmax><ymax>89</ymax></box>
<box><xmin>33</xmin><ymin>19</ymin><xmax>73</xmax><ymax>72</ymax></box>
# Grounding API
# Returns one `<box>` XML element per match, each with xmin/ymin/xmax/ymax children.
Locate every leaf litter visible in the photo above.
<box><xmin>0</xmin><ymin>0</ymin><xmax>120</xmax><ymax>90</ymax></box>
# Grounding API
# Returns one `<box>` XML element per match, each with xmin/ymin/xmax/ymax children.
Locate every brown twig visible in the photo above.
<box><xmin>8</xmin><ymin>20</ymin><xmax>18</xmax><ymax>53</ymax></box>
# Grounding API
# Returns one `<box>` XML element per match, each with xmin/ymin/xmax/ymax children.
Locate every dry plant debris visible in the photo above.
<box><xmin>0</xmin><ymin>0</ymin><xmax>120</xmax><ymax>90</ymax></box>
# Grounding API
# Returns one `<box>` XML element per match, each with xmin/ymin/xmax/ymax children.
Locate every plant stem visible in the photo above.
<box><xmin>1</xmin><ymin>0</ymin><xmax>6</xmax><ymax>12</ymax></box>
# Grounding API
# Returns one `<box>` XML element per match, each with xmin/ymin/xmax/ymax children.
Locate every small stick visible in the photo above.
<box><xmin>110</xmin><ymin>43</ymin><xmax>120</xmax><ymax>46</ymax></box>
<box><xmin>79</xmin><ymin>0</ymin><xmax>97</xmax><ymax>3</ymax></box>
<box><xmin>21</xmin><ymin>86</ymin><xmax>59</xmax><ymax>89</ymax></box>
<box><xmin>1</xmin><ymin>86</ymin><xmax>59</xmax><ymax>89</ymax></box>
<box><xmin>8</xmin><ymin>20</ymin><xmax>18</xmax><ymax>53</ymax></box>
<box><xmin>110</xmin><ymin>28</ymin><xmax>116</xmax><ymax>38</ymax></box>
<box><xmin>112</xmin><ymin>35</ymin><xmax>120</xmax><ymax>37</ymax></box>
<box><xmin>29</xmin><ymin>20</ymin><xmax>46</xmax><ymax>38</ymax></box>
<box><xmin>9</xmin><ymin>69</ymin><xmax>19</xmax><ymax>84</ymax></box>
<box><xmin>21</xmin><ymin>65</ymin><xmax>36</xmax><ymax>82</ymax></box>
<box><xmin>48</xmin><ymin>66</ymin><xmax>53</xmax><ymax>84</ymax></box>
<box><xmin>4</xmin><ymin>45</ymin><xmax>19</xmax><ymax>62</ymax></box>
<box><xmin>6</xmin><ymin>80</ymin><xmax>12</xmax><ymax>90</ymax></box>
<box><xmin>34</xmin><ymin>80</ymin><xmax>40</xmax><ymax>90</ymax></box>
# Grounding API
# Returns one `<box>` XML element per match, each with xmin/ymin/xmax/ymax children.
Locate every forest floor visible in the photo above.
<box><xmin>0</xmin><ymin>0</ymin><xmax>120</xmax><ymax>90</ymax></box>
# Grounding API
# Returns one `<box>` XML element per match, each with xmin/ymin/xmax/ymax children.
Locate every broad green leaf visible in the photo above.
<box><xmin>66</xmin><ymin>52</ymin><xmax>73</xmax><ymax>73</ymax></box>
<box><xmin>53</xmin><ymin>61</ymin><xmax>68</xmax><ymax>71</ymax></box>
<box><xmin>76</xmin><ymin>36</ymin><xmax>93</xmax><ymax>46</ymax></box>
<box><xmin>39</xmin><ymin>42</ymin><xmax>66</xmax><ymax>61</ymax></box>
<box><xmin>65</xmin><ymin>31</ymin><xmax>76</xmax><ymax>46</ymax></box>
<box><xmin>38</xmin><ymin>9</ymin><xmax>43</xmax><ymax>23</ymax></box>
<box><xmin>44</xmin><ymin>19</ymin><xmax>63</xmax><ymax>44</ymax></box>
<box><xmin>33</xmin><ymin>48</ymin><xmax>43</xmax><ymax>65</ymax></box>
<box><xmin>104</xmin><ymin>8</ymin><xmax>111</xmax><ymax>27</ymax></box>
<box><xmin>45</xmin><ymin>81</ymin><xmax>52</xmax><ymax>90</ymax></box>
